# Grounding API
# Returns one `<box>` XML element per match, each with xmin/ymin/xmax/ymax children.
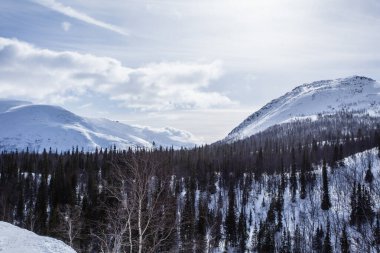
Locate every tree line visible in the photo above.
<box><xmin>0</xmin><ymin>111</ymin><xmax>380</xmax><ymax>252</ymax></box>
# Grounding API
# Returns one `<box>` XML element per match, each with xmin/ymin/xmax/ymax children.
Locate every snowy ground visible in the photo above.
<box><xmin>0</xmin><ymin>221</ymin><xmax>76</xmax><ymax>253</ymax></box>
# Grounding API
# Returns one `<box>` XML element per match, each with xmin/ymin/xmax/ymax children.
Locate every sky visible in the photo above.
<box><xmin>0</xmin><ymin>0</ymin><xmax>380</xmax><ymax>143</ymax></box>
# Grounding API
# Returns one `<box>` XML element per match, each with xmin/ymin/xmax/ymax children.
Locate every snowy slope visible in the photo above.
<box><xmin>0</xmin><ymin>221</ymin><xmax>76</xmax><ymax>253</ymax></box>
<box><xmin>0</xmin><ymin>100</ymin><xmax>200</xmax><ymax>151</ymax></box>
<box><xmin>224</xmin><ymin>76</ymin><xmax>380</xmax><ymax>142</ymax></box>
<box><xmin>209</xmin><ymin>148</ymin><xmax>380</xmax><ymax>252</ymax></box>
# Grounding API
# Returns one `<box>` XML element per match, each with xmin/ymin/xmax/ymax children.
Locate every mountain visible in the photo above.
<box><xmin>0</xmin><ymin>221</ymin><xmax>76</xmax><ymax>253</ymax></box>
<box><xmin>0</xmin><ymin>100</ymin><xmax>200</xmax><ymax>151</ymax></box>
<box><xmin>224</xmin><ymin>76</ymin><xmax>380</xmax><ymax>142</ymax></box>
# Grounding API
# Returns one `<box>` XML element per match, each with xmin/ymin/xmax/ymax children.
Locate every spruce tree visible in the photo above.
<box><xmin>340</xmin><ymin>224</ymin><xmax>350</xmax><ymax>253</ymax></box>
<box><xmin>349</xmin><ymin>183</ymin><xmax>357</xmax><ymax>225</ymax></box>
<box><xmin>322</xmin><ymin>221</ymin><xmax>332</xmax><ymax>253</ymax></box>
<box><xmin>250</xmin><ymin>223</ymin><xmax>258</xmax><ymax>251</ymax></box>
<box><xmin>279</xmin><ymin>229</ymin><xmax>291</xmax><ymax>253</ymax></box>
<box><xmin>312</xmin><ymin>226</ymin><xmax>323</xmax><ymax>252</ymax></box>
<box><xmin>374</xmin><ymin>215</ymin><xmax>380</xmax><ymax>245</ymax></box>
<box><xmin>237</xmin><ymin>207</ymin><xmax>248</xmax><ymax>252</ymax></box>
<box><xmin>180</xmin><ymin>182</ymin><xmax>195</xmax><ymax>251</ymax></box>
<box><xmin>364</xmin><ymin>161</ymin><xmax>374</xmax><ymax>184</ymax></box>
<box><xmin>16</xmin><ymin>183</ymin><xmax>24</xmax><ymax>226</ymax></box>
<box><xmin>293</xmin><ymin>225</ymin><xmax>302</xmax><ymax>253</ymax></box>
<box><xmin>300</xmin><ymin>149</ymin><xmax>308</xmax><ymax>199</ymax></box>
<box><xmin>290</xmin><ymin>148</ymin><xmax>297</xmax><ymax>202</ymax></box>
<box><xmin>35</xmin><ymin>178</ymin><xmax>48</xmax><ymax>234</ymax></box>
<box><xmin>321</xmin><ymin>160</ymin><xmax>331</xmax><ymax>210</ymax></box>
<box><xmin>196</xmin><ymin>196</ymin><xmax>207</xmax><ymax>252</ymax></box>
<box><xmin>225</xmin><ymin>182</ymin><xmax>237</xmax><ymax>248</ymax></box>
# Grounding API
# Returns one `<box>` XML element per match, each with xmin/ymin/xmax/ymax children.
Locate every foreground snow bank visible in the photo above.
<box><xmin>0</xmin><ymin>221</ymin><xmax>76</xmax><ymax>253</ymax></box>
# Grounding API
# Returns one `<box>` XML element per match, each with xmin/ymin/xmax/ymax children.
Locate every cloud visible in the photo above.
<box><xmin>32</xmin><ymin>0</ymin><xmax>128</xmax><ymax>36</ymax></box>
<box><xmin>61</xmin><ymin>21</ymin><xmax>71</xmax><ymax>32</ymax></box>
<box><xmin>0</xmin><ymin>37</ymin><xmax>233</xmax><ymax>110</ymax></box>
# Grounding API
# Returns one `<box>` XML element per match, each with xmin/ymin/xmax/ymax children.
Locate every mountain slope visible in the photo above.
<box><xmin>0</xmin><ymin>100</ymin><xmax>200</xmax><ymax>151</ymax></box>
<box><xmin>224</xmin><ymin>76</ymin><xmax>380</xmax><ymax>142</ymax></box>
<box><xmin>0</xmin><ymin>221</ymin><xmax>76</xmax><ymax>253</ymax></box>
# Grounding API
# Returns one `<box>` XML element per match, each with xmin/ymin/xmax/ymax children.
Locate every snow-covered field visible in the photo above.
<box><xmin>225</xmin><ymin>76</ymin><xmax>380</xmax><ymax>142</ymax></box>
<box><xmin>0</xmin><ymin>221</ymin><xmax>76</xmax><ymax>253</ymax></box>
<box><xmin>0</xmin><ymin>100</ymin><xmax>200</xmax><ymax>152</ymax></box>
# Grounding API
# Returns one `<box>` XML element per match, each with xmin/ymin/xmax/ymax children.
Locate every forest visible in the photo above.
<box><xmin>1</xmin><ymin>111</ymin><xmax>380</xmax><ymax>252</ymax></box>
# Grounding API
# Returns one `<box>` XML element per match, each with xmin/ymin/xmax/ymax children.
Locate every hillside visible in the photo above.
<box><xmin>0</xmin><ymin>100</ymin><xmax>200</xmax><ymax>151</ymax></box>
<box><xmin>225</xmin><ymin>76</ymin><xmax>380</xmax><ymax>142</ymax></box>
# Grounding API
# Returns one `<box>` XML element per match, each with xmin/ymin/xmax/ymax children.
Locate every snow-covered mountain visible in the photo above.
<box><xmin>0</xmin><ymin>221</ymin><xmax>76</xmax><ymax>253</ymax></box>
<box><xmin>224</xmin><ymin>76</ymin><xmax>380</xmax><ymax>142</ymax></box>
<box><xmin>0</xmin><ymin>100</ymin><xmax>200</xmax><ymax>151</ymax></box>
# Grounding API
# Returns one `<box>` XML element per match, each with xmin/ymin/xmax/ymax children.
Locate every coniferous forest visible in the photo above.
<box><xmin>1</xmin><ymin>111</ymin><xmax>380</xmax><ymax>252</ymax></box>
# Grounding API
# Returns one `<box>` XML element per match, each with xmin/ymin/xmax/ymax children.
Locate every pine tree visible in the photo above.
<box><xmin>237</xmin><ymin>207</ymin><xmax>248</xmax><ymax>252</ymax></box>
<box><xmin>211</xmin><ymin>211</ymin><xmax>222</xmax><ymax>248</ymax></box>
<box><xmin>300</xmin><ymin>149</ymin><xmax>308</xmax><ymax>199</ymax></box>
<box><xmin>15</xmin><ymin>182</ymin><xmax>24</xmax><ymax>226</ymax></box>
<box><xmin>349</xmin><ymin>183</ymin><xmax>357</xmax><ymax>225</ymax></box>
<box><xmin>275</xmin><ymin>192</ymin><xmax>284</xmax><ymax>231</ymax></box>
<box><xmin>350</xmin><ymin>183</ymin><xmax>374</xmax><ymax>226</ymax></box>
<box><xmin>374</xmin><ymin>215</ymin><xmax>380</xmax><ymax>245</ymax></box>
<box><xmin>312</xmin><ymin>226</ymin><xmax>323</xmax><ymax>252</ymax></box>
<box><xmin>321</xmin><ymin>160</ymin><xmax>331</xmax><ymax>210</ymax></box>
<box><xmin>364</xmin><ymin>160</ymin><xmax>374</xmax><ymax>184</ymax></box>
<box><xmin>279</xmin><ymin>229</ymin><xmax>291</xmax><ymax>253</ymax></box>
<box><xmin>196</xmin><ymin>195</ymin><xmax>207</xmax><ymax>252</ymax></box>
<box><xmin>35</xmin><ymin>178</ymin><xmax>48</xmax><ymax>234</ymax></box>
<box><xmin>293</xmin><ymin>225</ymin><xmax>302</xmax><ymax>253</ymax></box>
<box><xmin>180</xmin><ymin>182</ymin><xmax>195</xmax><ymax>251</ymax></box>
<box><xmin>340</xmin><ymin>224</ymin><xmax>350</xmax><ymax>253</ymax></box>
<box><xmin>225</xmin><ymin>182</ymin><xmax>237</xmax><ymax>248</ymax></box>
<box><xmin>322</xmin><ymin>221</ymin><xmax>332</xmax><ymax>253</ymax></box>
<box><xmin>290</xmin><ymin>148</ymin><xmax>297</xmax><ymax>202</ymax></box>
<box><xmin>280</xmin><ymin>157</ymin><xmax>287</xmax><ymax>193</ymax></box>
<box><xmin>250</xmin><ymin>223</ymin><xmax>258</xmax><ymax>252</ymax></box>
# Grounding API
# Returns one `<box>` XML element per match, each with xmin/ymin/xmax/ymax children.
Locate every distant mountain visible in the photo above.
<box><xmin>224</xmin><ymin>76</ymin><xmax>380</xmax><ymax>142</ymax></box>
<box><xmin>0</xmin><ymin>221</ymin><xmax>76</xmax><ymax>253</ymax></box>
<box><xmin>0</xmin><ymin>100</ymin><xmax>200</xmax><ymax>151</ymax></box>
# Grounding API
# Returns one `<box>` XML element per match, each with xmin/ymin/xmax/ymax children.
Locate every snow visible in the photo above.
<box><xmin>205</xmin><ymin>148</ymin><xmax>380</xmax><ymax>252</ymax></box>
<box><xmin>0</xmin><ymin>221</ymin><xmax>76</xmax><ymax>253</ymax></box>
<box><xmin>0</xmin><ymin>100</ymin><xmax>201</xmax><ymax>152</ymax></box>
<box><xmin>224</xmin><ymin>76</ymin><xmax>380</xmax><ymax>142</ymax></box>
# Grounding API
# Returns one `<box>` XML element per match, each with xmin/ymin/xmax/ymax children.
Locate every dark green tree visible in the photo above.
<box><xmin>225</xmin><ymin>183</ymin><xmax>237</xmax><ymax>248</ymax></box>
<box><xmin>340</xmin><ymin>224</ymin><xmax>350</xmax><ymax>253</ymax></box>
<box><xmin>322</xmin><ymin>221</ymin><xmax>332</xmax><ymax>253</ymax></box>
<box><xmin>312</xmin><ymin>225</ymin><xmax>323</xmax><ymax>252</ymax></box>
<box><xmin>364</xmin><ymin>160</ymin><xmax>374</xmax><ymax>184</ymax></box>
<box><xmin>321</xmin><ymin>160</ymin><xmax>331</xmax><ymax>210</ymax></box>
<box><xmin>300</xmin><ymin>149</ymin><xmax>308</xmax><ymax>199</ymax></box>
<box><xmin>237</xmin><ymin>207</ymin><xmax>248</xmax><ymax>252</ymax></box>
<box><xmin>290</xmin><ymin>148</ymin><xmax>297</xmax><ymax>202</ymax></box>
<box><xmin>279</xmin><ymin>229</ymin><xmax>291</xmax><ymax>253</ymax></box>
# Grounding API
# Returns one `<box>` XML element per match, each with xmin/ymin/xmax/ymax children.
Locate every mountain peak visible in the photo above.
<box><xmin>0</xmin><ymin>100</ymin><xmax>200</xmax><ymax>151</ymax></box>
<box><xmin>224</xmin><ymin>76</ymin><xmax>380</xmax><ymax>142</ymax></box>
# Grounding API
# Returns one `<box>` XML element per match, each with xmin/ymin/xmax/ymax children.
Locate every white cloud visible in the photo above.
<box><xmin>0</xmin><ymin>37</ymin><xmax>233</xmax><ymax>111</ymax></box>
<box><xmin>32</xmin><ymin>0</ymin><xmax>128</xmax><ymax>36</ymax></box>
<box><xmin>61</xmin><ymin>21</ymin><xmax>71</xmax><ymax>31</ymax></box>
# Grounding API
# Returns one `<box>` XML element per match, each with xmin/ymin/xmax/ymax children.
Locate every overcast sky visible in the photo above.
<box><xmin>1</xmin><ymin>0</ymin><xmax>380</xmax><ymax>142</ymax></box>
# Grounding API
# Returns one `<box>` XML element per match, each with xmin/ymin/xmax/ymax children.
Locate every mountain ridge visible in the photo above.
<box><xmin>0</xmin><ymin>100</ymin><xmax>200</xmax><ymax>152</ymax></box>
<box><xmin>224</xmin><ymin>76</ymin><xmax>379</xmax><ymax>142</ymax></box>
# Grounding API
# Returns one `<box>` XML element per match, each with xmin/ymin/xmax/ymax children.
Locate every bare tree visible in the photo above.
<box><xmin>56</xmin><ymin>205</ymin><xmax>82</xmax><ymax>250</ymax></box>
<box><xmin>95</xmin><ymin>154</ymin><xmax>177</xmax><ymax>253</ymax></box>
